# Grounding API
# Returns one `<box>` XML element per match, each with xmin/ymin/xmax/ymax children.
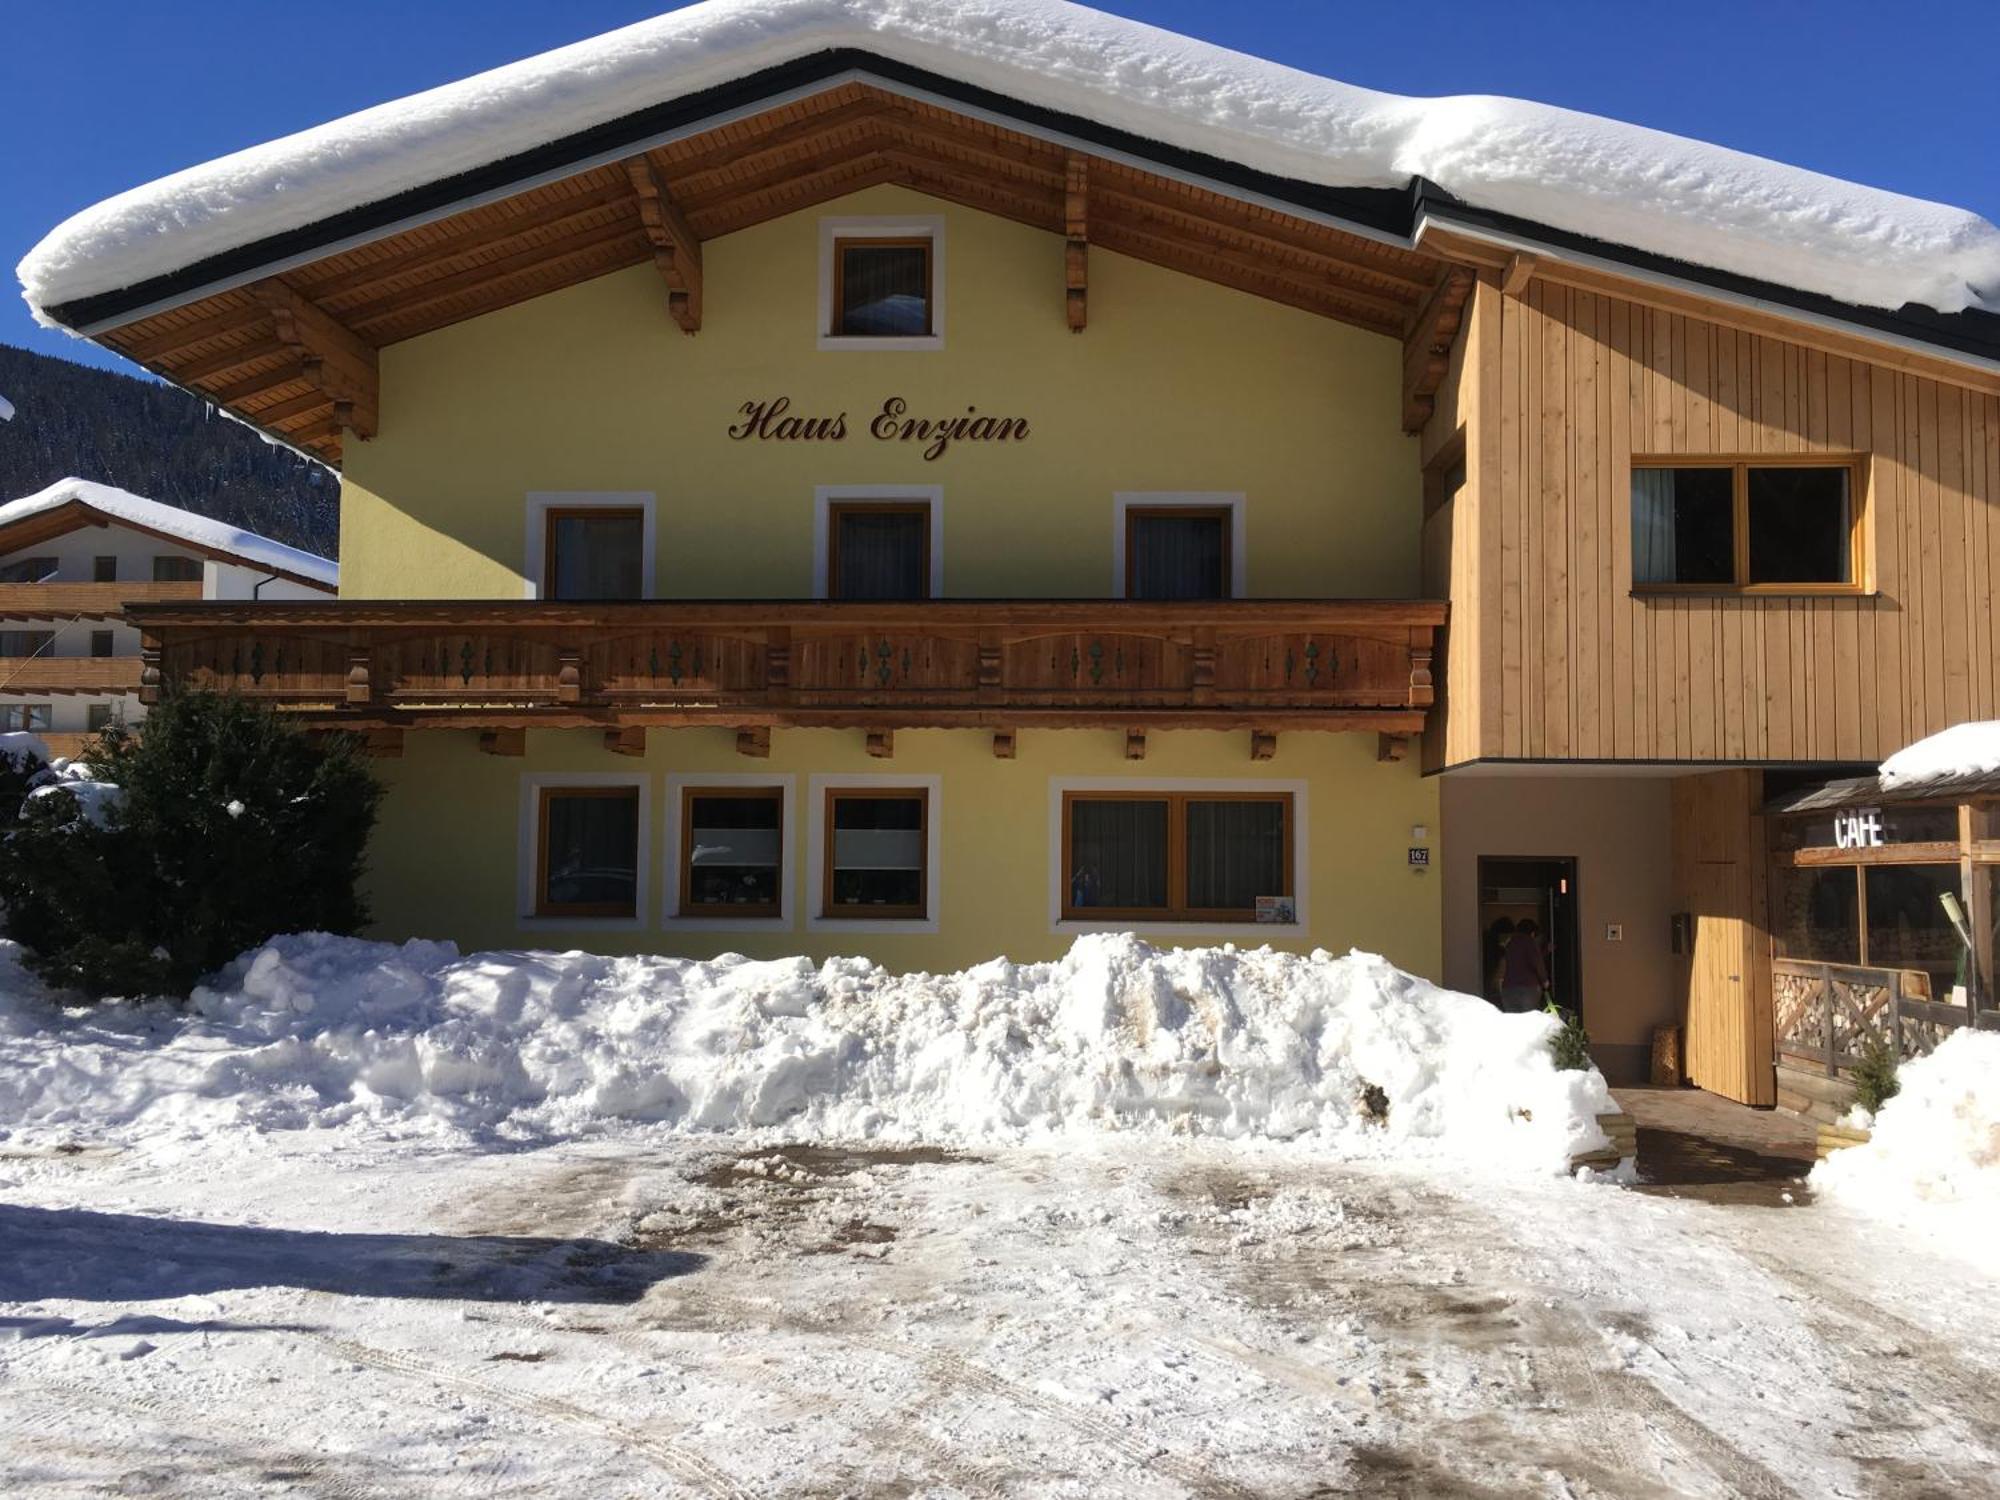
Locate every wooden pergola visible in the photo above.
<box><xmin>1763</xmin><ymin>773</ymin><xmax>2000</xmax><ymax>1113</ymax></box>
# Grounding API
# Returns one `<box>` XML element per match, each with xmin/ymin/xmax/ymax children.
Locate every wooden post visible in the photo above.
<box><xmin>556</xmin><ymin>649</ymin><xmax>583</xmax><ymax>704</ymax></box>
<box><xmin>1064</xmin><ymin>153</ymin><xmax>1088</xmax><ymax>331</ymax></box>
<box><xmin>1962</xmin><ymin>802</ymin><xmax>1995</xmax><ymax>1010</ymax></box>
<box><xmin>345</xmin><ymin>648</ymin><xmax>372</xmax><ymax>705</ymax></box>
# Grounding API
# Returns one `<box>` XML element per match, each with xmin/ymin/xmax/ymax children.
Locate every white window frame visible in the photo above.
<box><xmin>523</xmin><ymin>491</ymin><xmax>657</xmax><ymax>600</ymax></box>
<box><xmin>818</xmin><ymin>215</ymin><xmax>946</xmax><ymax>352</ymax></box>
<box><xmin>1048</xmin><ymin>776</ymin><xmax>1308</xmax><ymax>937</ymax></box>
<box><xmin>1111</xmin><ymin>492</ymin><xmax>1248</xmax><ymax>599</ymax></box>
<box><xmin>517</xmin><ymin>770</ymin><xmax>652</xmax><ymax>932</ymax></box>
<box><xmin>807</xmin><ymin>773</ymin><xmax>942</xmax><ymax>935</ymax></box>
<box><xmin>813</xmin><ymin>484</ymin><xmax>945</xmax><ymax>600</ymax></box>
<box><xmin>662</xmin><ymin>772</ymin><xmax>797</xmax><ymax>932</ymax></box>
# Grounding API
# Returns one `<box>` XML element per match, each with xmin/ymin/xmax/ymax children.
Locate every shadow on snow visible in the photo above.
<box><xmin>0</xmin><ymin>1204</ymin><xmax>705</xmax><ymax>1306</ymax></box>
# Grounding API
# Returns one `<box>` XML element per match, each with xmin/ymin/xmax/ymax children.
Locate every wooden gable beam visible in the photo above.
<box><xmin>1065</xmin><ymin>154</ymin><xmax>1089</xmax><ymax>331</ymax></box>
<box><xmin>1501</xmin><ymin>251</ymin><xmax>1540</xmax><ymax>298</ymax></box>
<box><xmin>623</xmin><ymin>155</ymin><xmax>703</xmax><ymax>333</ymax></box>
<box><xmin>1400</xmin><ymin>267</ymin><xmax>1475</xmax><ymax>433</ymax></box>
<box><xmin>253</xmin><ymin>280</ymin><xmax>379</xmax><ymax>439</ymax></box>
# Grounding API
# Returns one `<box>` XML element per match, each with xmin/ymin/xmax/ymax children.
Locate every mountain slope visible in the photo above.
<box><xmin>0</xmin><ymin>344</ymin><xmax>337</xmax><ymax>557</ymax></box>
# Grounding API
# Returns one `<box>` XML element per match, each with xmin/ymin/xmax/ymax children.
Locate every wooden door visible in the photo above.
<box><xmin>1686</xmin><ymin>860</ymin><xmax>1775</xmax><ymax>1103</ymax></box>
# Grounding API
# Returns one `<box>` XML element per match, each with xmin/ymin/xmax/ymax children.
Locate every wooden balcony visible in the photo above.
<box><xmin>0</xmin><ymin>656</ymin><xmax>144</xmax><ymax>695</ymax></box>
<box><xmin>0</xmin><ymin>580</ymin><xmax>203</xmax><ymax>621</ymax></box>
<box><xmin>127</xmin><ymin>599</ymin><xmax>1445</xmax><ymax>735</ymax></box>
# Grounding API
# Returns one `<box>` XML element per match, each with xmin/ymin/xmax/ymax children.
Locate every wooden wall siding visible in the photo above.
<box><xmin>1450</xmin><ymin>278</ymin><xmax>2000</xmax><ymax>767</ymax></box>
<box><xmin>96</xmin><ymin>82</ymin><xmax>1446</xmax><ymax>466</ymax></box>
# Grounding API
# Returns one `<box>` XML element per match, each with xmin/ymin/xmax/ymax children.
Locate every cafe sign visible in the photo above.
<box><xmin>1832</xmin><ymin>808</ymin><xmax>1886</xmax><ymax>849</ymax></box>
<box><xmin>728</xmin><ymin>396</ymin><xmax>1030</xmax><ymax>462</ymax></box>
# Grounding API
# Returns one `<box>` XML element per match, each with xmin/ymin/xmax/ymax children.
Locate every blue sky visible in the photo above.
<box><xmin>4</xmin><ymin>0</ymin><xmax>1997</xmax><ymax>376</ymax></box>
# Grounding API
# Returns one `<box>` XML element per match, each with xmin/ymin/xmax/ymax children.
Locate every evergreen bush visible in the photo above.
<box><xmin>1850</xmin><ymin>1036</ymin><xmax>1902</xmax><ymax>1115</ymax></box>
<box><xmin>0</xmin><ymin>692</ymin><xmax>381</xmax><ymax>998</ymax></box>
<box><xmin>1544</xmin><ymin>999</ymin><xmax>1593</xmax><ymax>1071</ymax></box>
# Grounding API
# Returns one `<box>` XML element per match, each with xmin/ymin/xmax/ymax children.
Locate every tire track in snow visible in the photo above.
<box><xmin>3</xmin><ymin>1376</ymin><xmax>386</xmax><ymax>1500</ymax></box>
<box><xmin>308</xmin><ymin>1331</ymin><xmax>755</xmax><ymax>1500</ymax></box>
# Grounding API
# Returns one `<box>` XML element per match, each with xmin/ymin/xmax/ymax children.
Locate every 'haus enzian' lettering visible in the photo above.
<box><xmin>729</xmin><ymin>396</ymin><xmax>1029</xmax><ymax>461</ymax></box>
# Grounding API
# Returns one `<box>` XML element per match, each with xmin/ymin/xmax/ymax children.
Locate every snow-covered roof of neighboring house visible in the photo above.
<box><xmin>0</xmin><ymin>393</ymin><xmax>14</xmax><ymax>422</ymax></box>
<box><xmin>0</xmin><ymin>478</ymin><xmax>337</xmax><ymax>590</ymax></box>
<box><xmin>17</xmin><ymin>0</ymin><xmax>2000</xmax><ymax>337</ymax></box>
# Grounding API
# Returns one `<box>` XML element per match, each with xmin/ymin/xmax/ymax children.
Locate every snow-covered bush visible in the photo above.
<box><xmin>0</xmin><ymin>692</ymin><xmax>381</xmax><ymax>999</ymax></box>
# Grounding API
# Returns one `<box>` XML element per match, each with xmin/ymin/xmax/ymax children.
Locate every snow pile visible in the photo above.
<box><xmin>18</xmin><ymin>0</ymin><xmax>2000</xmax><ymax>321</ymax></box>
<box><xmin>1812</xmin><ymin>1031</ymin><xmax>2000</xmax><ymax>1252</ymax></box>
<box><xmin>23</xmin><ymin>759</ymin><xmax>122</xmax><ymax>829</ymax></box>
<box><xmin>0</xmin><ymin>932</ymin><xmax>1611</xmax><ymax>1171</ymax></box>
<box><xmin>1879</xmin><ymin>719</ymin><xmax>2000</xmax><ymax>793</ymax></box>
<box><xmin>0</xmin><ymin>731</ymin><xmax>49</xmax><ymax>767</ymax></box>
<box><xmin>0</xmin><ymin>478</ymin><xmax>336</xmax><ymax>589</ymax></box>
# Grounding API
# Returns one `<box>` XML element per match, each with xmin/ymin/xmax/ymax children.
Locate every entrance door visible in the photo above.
<box><xmin>1476</xmin><ymin>857</ymin><xmax>1582</xmax><ymax>1021</ymax></box>
<box><xmin>1687</xmin><ymin>860</ymin><xmax>1752</xmax><ymax>1099</ymax></box>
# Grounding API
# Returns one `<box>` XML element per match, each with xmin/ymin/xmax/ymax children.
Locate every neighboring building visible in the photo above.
<box><xmin>0</xmin><ymin>479</ymin><xmax>335</xmax><ymax>754</ymax></box>
<box><xmin>17</xmin><ymin>0</ymin><xmax>2000</xmax><ymax>1098</ymax></box>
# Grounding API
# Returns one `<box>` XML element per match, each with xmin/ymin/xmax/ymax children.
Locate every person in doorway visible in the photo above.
<box><xmin>1499</xmin><ymin>918</ymin><xmax>1550</xmax><ymax>1013</ymax></box>
<box><xmin>1484</xmin><ymin>916</ymin><xmax>1516</xmax><ymax>1001</ymax></box>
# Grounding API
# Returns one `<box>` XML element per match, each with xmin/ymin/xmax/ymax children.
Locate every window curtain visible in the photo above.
<box><xmin>1631</xmin><ymin>469</ymin><xmax>1677</xmax><ymax>584</ymax></box>
<box><xmin>1185</xmin><ymin>801</ymin><xmax>1284</xmax><ymax>910</ymax></box>
<box><xmin>1070</xmin><ymin>800</ymin><xmax>1169</xmax><ymax>909</ymax></box>
<box><xmin>836</xmin><ymin>512</ymin><xmax>927</xmax><ymax>599</ymax></box>
<box><xmin>840</xmin><ymin>246</ymin><xmax>929</xmax><ymax>335</ymax></box>
<box><xmin>544</xmin><ymin>794</ymin><xmax>637</xmax><ymax>908</ymax></box>
<box><xmin>552</xmin><ymin>515</ymin><xmax>642</xmax><ymax>600</ymax></box>
<box><xmin>1130</xmin><ymin>515</ymin><xmax>1226</xmax><ymax>600</ymax></box>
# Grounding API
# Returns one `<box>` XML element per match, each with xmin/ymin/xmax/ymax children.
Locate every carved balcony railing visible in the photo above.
<box><xmin>127</xmin><ymin>599</ymin><xmax>1445</xmax><ymax>733</ymax></box>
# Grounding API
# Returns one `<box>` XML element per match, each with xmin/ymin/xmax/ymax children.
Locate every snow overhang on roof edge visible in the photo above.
<box><xmin>18</xmin><ymin>0</ymin><xmax>2000</xmax><ymax>354</ymax></box>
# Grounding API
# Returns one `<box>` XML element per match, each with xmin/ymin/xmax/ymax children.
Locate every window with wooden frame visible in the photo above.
<box><xmin>1062</xmin><ymin>790</ymin><xmax>1293</xmax><ymax>923</ymax></box>
<box><xmin>679</xmin><ymin>786</ymin><xmax>784</xmax><ymax>918</ymax></box>
<box><xmin>535</xmin><ymin>785</ymin><xmax>641</xmax><ymax>919</ymax></box>
<box><xmin>152</xmin><ymin>555</ymin><xmax>203</xmax><ymax>583</ymax></box>
<box><xmin>823</xmin><ymin>787</ymin><xmax>929</xmax><ymax>918</ymax></box>
<box><xmin>93</xmin><ymin>555</ymin><xmax>117</xmax><ymax>583</ymax></box>
<box><xmin>0</xmin><ymin>630</ymin><xmax>53</xmax><ymax>657</ymax></box>
<box><xmin>543</xmin><ymin>507</ymin><xmax>644</xmax><ymax>601</ymax></box>
<box><xmin>1631</xmin><ymin>457</ymin><xmax>1861</xmax><ymax>592</ymax></box>
<box><xmin>89</xmin><ymin>630</ymin><xmax>115</xmax><ymax>659</ymax></box>
<box><xmin>1125</xmin><ymin>507</ymin><xmax>1233</xmax><ymax>600</ymax></box>
<box><xmin>827</xmin><ymin>502</ymin><xmax>931</xmax><ymax>601</ymax></box>
<box><xmin>831</xmin><ymin>236</ymin><xmax>934</xmax><ymax>338</ymax></box>
<box><xmin>3</xmin><ymin>705</ymin><xmax>51</xmax><ymax>731</ymax></box>
<box><xmin>0</xmin><ymin>556</ymin><xmax>58</xmax><ymax>584</ymax></box>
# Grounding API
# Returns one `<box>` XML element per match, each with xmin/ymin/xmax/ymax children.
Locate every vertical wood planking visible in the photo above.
<box><xmin>1454</xmin><ymin>280</ymin><xmax>1996</xmax><ymax>768</ymax></box>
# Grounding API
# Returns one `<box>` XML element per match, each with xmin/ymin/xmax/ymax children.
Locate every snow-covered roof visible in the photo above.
<box><xmin>1879</xmin><ymin>721</ymin><xmax>2000</xmax><ymax>796</ymax></box>
<box><xmin>0</xmin><ymin>478</ymin><xmax>337</xmax><ymax>589</ymax></box>
<box><xmin>18</xmin><ymin>0</ymin><xmax>2000</xmax><ymax>330</ymax></box>
<box><xmin>0</xmin><ymin>393</ymin><xmax>14</xmax><ymax>423</ymax></box>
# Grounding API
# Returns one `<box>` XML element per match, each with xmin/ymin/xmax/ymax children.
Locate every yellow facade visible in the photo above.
<box><xmin>340</xmin><ymin>186</ymin><xmax>1419</xmax><ymax>601</ymax></box>
<box><xmin>365</xmin><ymin>727</ymin><xmax>1440</xmax><ymax>973</ymax></box>
<box><xmin>337</xmin><ymin>183</ymin><xmax>1438</xmax><ymax>973</ymax></box>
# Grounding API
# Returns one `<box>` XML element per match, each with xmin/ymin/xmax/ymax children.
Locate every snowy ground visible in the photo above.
<box><xmin>5</xmin><ymin>1126</ymin><xmax>1998</xmax><ymax>1498</ymax></box>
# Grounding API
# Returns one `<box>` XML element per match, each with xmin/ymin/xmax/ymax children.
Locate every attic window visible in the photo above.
<box><xmin>819</xmin><ymin>217</ymin><xmax>945</xmax><ymax>350</ymax></box>
<box><xmin>833</xmin><ymin>238</ymin><xmax>931</xmax><ymax>337</ymax></box>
